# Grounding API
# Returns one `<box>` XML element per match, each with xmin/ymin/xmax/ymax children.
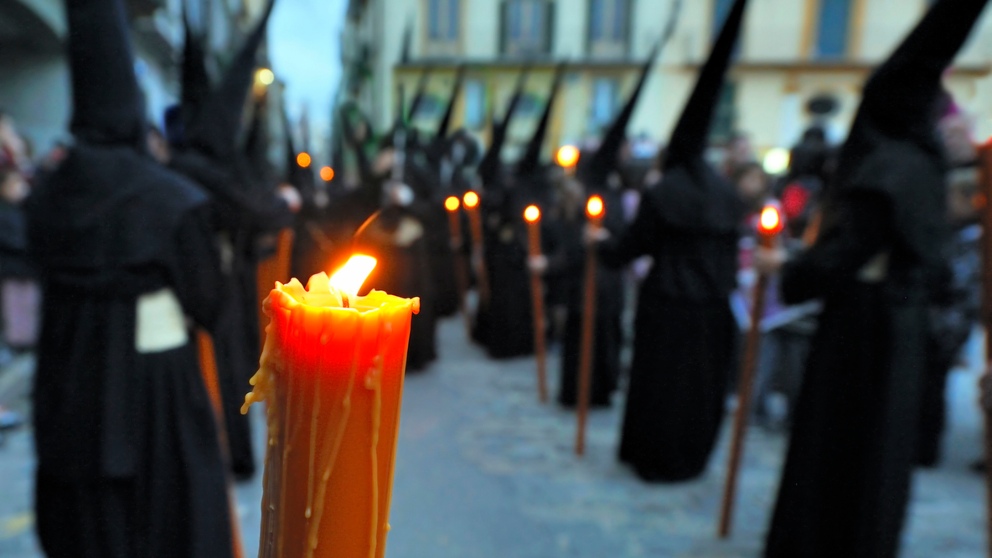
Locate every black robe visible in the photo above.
<box><xmin>170</xmin><ymin>149</ymin><xmax>294</xmax><ymax>478</ymax></box>
<box><xmin>600</xmin><ymin>182</ymin><xmax>739</xmax><ymax>481</ymax></box>
<box><xmin>765</xmin><ymin>0</ymin><xmax>986</xmax><ymax>553</ymax></box>
<box><xmin>28</xmin><ymin>144</ymin><xmax>233</xmax><ymax>558</ymax></box>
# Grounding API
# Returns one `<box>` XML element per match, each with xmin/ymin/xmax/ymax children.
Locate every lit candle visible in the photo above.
<box><xmin>576</xmin><ymin>195</ymin><xmax>604</xmax><ymax>456</ymax></box>
<box><xmin>556</xmin><ymin>145</ymin><xmax>580</xmax><ymax>177</ymax></box>
<box><xmin>242</xmin><ymin>255</ymin><xmax>420</xmax><ymax>558</ymax></box>
<box><xmin>462</xmin><ymin>190</ymin><xmax>489</xmax><ymax>304</ymax></box>
<box><xmin>523</xmin><ymin>205</ymin><xmax>548</xmax><ymax>403</ymax></box>
<box><xmin>718</xmin><ymin>203</ymin><xmax>783</xmax><ymax>538</ymax></box>
<box><xmin>445</xmin><ymin>196</ymin><xmax>471</xmax><ymax>334</ymax></box>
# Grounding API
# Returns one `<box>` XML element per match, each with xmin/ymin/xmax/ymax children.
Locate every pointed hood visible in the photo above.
<box><xmin>644</xmin><ymin>0</ymin><xmax>748</xmax><ymax>234</ymax></box>
<box><xmin>580</xmin><ymin>43</ymin><xmax>660</xmax><ymax>188</ymax></box>
<box><xmin>664</xmin><ymin>0</ymin><xmax>746</xmax><ymax>168</ymax></box>
<box><xmin>185</xmin><ymin>0</ymin><xmax>277</xmax><ymax>159</ymax></box>
<box><xmin>181</xmin><ymin>5</ymin><xmax>211</xmax><ymax>132</ymax></box>
<box><xmin>65</xmin><ymin>0</ymin><xmax>145</xmax><ymax>146</ymax></box>
<box><xmin>827</xmin><ymin>0</ymin><xmax>989</xmax><ymax>263</ymax></box>
<box><xmin>435</xmin><ymin>64</ymin><xmax>467</xmax><ymax>142</ymax></box>
<box><xmin>406</xmin><ymin>66</ymin><xmax>434</xmax><ymax>121</ymax></box>
<box><xmin>516</xmin><ymin>62</ymin><xmax>566</xmax><ymax>178</ymax></box>
<box><xmin>243</xmin><ymin>95</ymin><xmax>273</xmax><ymax>186</ymax></box>
<box><xmin>477</xmin><ymin>64</ymin><xmax>532</xmax><ymax>187</ymax></box>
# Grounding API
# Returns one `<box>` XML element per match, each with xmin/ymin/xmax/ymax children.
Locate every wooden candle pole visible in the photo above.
<box><xmin>718</xmin><ymin>204</ymin><xmax>784</xmax><ymax>538</ymax></box>
<box><xmin>576</xmin><ymin>195</ymin><xmax>604</xmax><ymax>456</ymax></box>
<box><xmin>524</xmin><ymin>205</ymin><xmax>549</xmax><ymax>403</ymax></box>
<box><xmin>463</xmin><ymin>191</ymin><xmax>490</xmax><ymax>306</ymax></box>
<box><xmin>978</xmin><ymin>141</ymin><xmax>992</xmax><ymax>558</ymax></box>
<box><xmin>445</xmin><ymin>196</ymin><xmax>471</xmax><ymax>335</ymax></box>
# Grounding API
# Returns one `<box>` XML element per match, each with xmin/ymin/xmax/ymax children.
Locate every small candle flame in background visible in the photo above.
<box><xmin>586</xmin><ymin>195</ymin><xmax>604</xmax><ymax>219</ymax></box>
<box><xmin>320</xmin><ymin>166</ymin><xmax>335</xmax><ymax>182</ymax></box>
<box><xmin>297</xmin><ymin>152</ymin><xmax>312</xmax><ymax>168</ymax></box>
<box><xmin>524</xmin><ymin>205</ymin><xmax>541</xmax><ymax>223</ymax></box>
<box><xmin>444</xmin><ymin>196</ymin><xmax>461</xmax><ymax>212</ymax></box>
<box><xmin>758</xmin><ymin>205</ymin><xmax>783</xmax><ymax>235</ymax></box>
<box><xmin>556</xmin><ymin>145</ymin><xmax>580</xmax><ymax>168</ymax></box>
<box><xmin>329</xmin><ymin>255</ymin><xmax>377</xmax><ymax>298</ymax></box>
<box><xmin>463</xmin><ymin>191</ymin><xmax>480</xmax><ymax>209</ymax></box>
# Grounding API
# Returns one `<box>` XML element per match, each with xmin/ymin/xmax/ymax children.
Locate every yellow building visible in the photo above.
<box><xmin>343</xmin><ymin>0</ymin><xmax>992</xmax><ymax>161</ymax></box>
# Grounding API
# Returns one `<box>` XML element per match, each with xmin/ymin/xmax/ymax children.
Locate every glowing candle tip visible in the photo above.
<box><xmin>329</xmin><ymin>255</ymin><xmax>377</xmax><ymax>298</ymax></box>
<box><xmin>444</xmin><ymin>196</ymin><xmax>460</xmax><ymax>212</ymax></box>
<box><xmin>463</xmin><ymin>191</ymin><xmax>480</xmax><ymax>209</ymax></box>
<box><xmin>556</xmin><ymin>145</ymin><xmax>580</xmax><ymax>168</ymax></box>
<box><xmin>523</xmin><ymin>205</ymin><xmax>541</xmax><ymax>223</ymax></box>
<box><xmin>759</xmin><ymin>205</ymin><xmax>783</xmax><ymax>235</ymax></box>
<box><xmin>586</xmin><ymin>195</ymin><xmax>604</xmax><ymax>219</ymax></box>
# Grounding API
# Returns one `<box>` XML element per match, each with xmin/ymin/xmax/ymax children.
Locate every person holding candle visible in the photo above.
<box><xmin>26</xmin><ymin>0</ymin><xmax>235</xmax><ymax>555</ymax></box>
<box><xmin>591</xmin><ymin>0</ymin><xmax>748</xmax><ymax>482</ymax></box>
<box><xmin>556</xmin><ymin>48</ymin><xmax>656</xmax><ymax>409</ymax></box>
<box><xmin>754</xmin><ymin>0</ymin><xmax>989</xmax><ymax>555</ymax></box>
<box><xmin>471</xmin><ymin>68</ymin><xmax>533</xmax><ymax>356</ymax></box>
<box><xmin>168</xmin><ymin>0</ymin><xmax>299</xmax><ymax>480</ymax></box>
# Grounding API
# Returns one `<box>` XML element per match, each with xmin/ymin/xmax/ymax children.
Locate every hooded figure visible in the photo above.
<box><xmin>470</xmin><ymin>66</ymin><xmax>533</xmax><ymax>355</ymax></box>
<box><xmin>424</xmin><ymin>66</ymin><xmax>468</xmax><ymax>318</ymax></box>
<box><xmin>597</xmin><ymin>0</ymin><xmax>747</xmax><ymax>481</ymax></box>
<box><xmin>26</xmin><ymin>0</ymin><xmax>234</xmax><ymax>555</ymax></box>
<box><xmin>556</xmin><ymin>47</ymin><xmax>656</xmax><ymax>409</ymax></box>
<box><xmin>764</xmin><ymin>1</ymin><xmax>988</xmax><ymax>555</ymax></box>
<box><xmin>169</xmin><ymin>0</ymin><xmax>293</xmax><ymax>479</ymax></box>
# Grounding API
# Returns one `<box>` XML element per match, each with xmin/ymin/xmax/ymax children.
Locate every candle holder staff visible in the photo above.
<box><xmin>576</xmin><ymin>195</ymin><xmax>605</xmax><ymax>456</ymax></box>
<box><xmin>718</xmin><ymin>204</ymin><xmax>784</xmax><ymax>538</ymax></box>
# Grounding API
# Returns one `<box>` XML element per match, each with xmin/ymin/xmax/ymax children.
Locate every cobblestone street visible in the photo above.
<box><xmin>0</xmin><ymin>317</ymin><xmax>987</xmax><ymax>557</ymax></box>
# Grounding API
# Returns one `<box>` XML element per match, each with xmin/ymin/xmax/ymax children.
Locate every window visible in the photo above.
<box><xmin>427</xmin><ymin>0</ymin><xmax>460</xmax><ymax>42</ymax></box>
<box><xmin>590</xmin><ymin>78</ymin><xmax>619</xmax><ymax>129</ymax></box>
<box><xmin>464</xmin><ymin>79</ymin><xmax>486</xmax><ymax>129</ymax></box>
<box><xmin>588</xmin><ymin>0</ymin><xmax>630</xmax><ymax>58</ymax></box>
<box><xmin>501</xmin><ymin>0</ymin><xmax>554</xmax><ymax>56</ymax></box>
<box><xmin>814</xmin><ymin>0</ymin><xmax>851</xmax><ymax>59</ymax></box>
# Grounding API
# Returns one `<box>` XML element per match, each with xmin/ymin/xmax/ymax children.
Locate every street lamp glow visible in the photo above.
<box><xmin>762</xmin><ymin>147</ymin><xmax>790</xmax><ymax>175</ymax></box>
<box><xmin>256</xmin><ymin>68</ymin><xmax>275</xmax><ymax>86</ymax></box>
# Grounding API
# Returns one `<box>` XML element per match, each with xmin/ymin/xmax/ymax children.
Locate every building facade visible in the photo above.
<box><xmin>344</xmin><ymin>0</ymin><xmax>992</xmax><ymax>162</ymax></box>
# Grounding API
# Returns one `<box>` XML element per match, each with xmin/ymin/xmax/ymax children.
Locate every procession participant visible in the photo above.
<box><xmin>594</xmin><ymin>0</ymin><xmax>749</xmax><ymax>482</ymax></box>
<box><xmin>759</xmin><ymin>0</ymin><xmax>990</xmax><ymax>554</ymax></box>
<box><xmin>28</xmin><ymin>0</ymin><xmax>234</xmax><ymax>554</ymax></box>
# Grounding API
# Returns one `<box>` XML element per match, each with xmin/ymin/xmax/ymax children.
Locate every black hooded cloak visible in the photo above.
<box><xmin>27</xmin><ymin>0</ymin><xmax>233</xmax><ymax>556</ymax></box>
<box><xmin>764</xmin><ymin>1</ymin><xmax>988</xmax><ymax>555</ymax></box>
<box><xmin>599</xmin><ymin>0</ymin><xmax>747</xmax><ymax>481</ymax></box>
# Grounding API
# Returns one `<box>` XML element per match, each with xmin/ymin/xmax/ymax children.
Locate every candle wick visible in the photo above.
<box><xmin>342</xmin><ymin>293</ymin><xmax>350</xmax><ymax>308</ymax></box>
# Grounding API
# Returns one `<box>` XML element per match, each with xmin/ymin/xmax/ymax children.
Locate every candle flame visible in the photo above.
<box><xmin>586</xmin><ymin>195</ymin><xmax>604</xmax><ymax>219</ymax></box>
<box><xmin>444</xmin><ymin>196</ymin><xmax>460</xmax><ymax>212</ymax></box>
<box><xmin>463</xmin><ymin>191</ymin><xmax>480</xmax><ymax>209</ymax></box>
<box><xmin>759</xmin><ymin>205</ymin><xmax>783</xmax><ymax>235</ymax></box>
<box><xmin>320</xmin><ymin>166</ymin><xmax>335</xmax><ymax>182</ymax></box>
<box><xmin>556</xmin><ymin>145</ymin><xmax>580</xmax><ymax>168</ymax></box>
<box><xmin>297</xmin><ymin>152</ymin><xmax>312</xmax><ymax>168</ymax></box>
<box><xmin>523</xmin><ymin>205</ymin><xmax>541</xmax><ymax>223</ymax></box>
<box><xmin>329</xmin><ymin>255</ymin><xmax>377</xmax><ymax>298</ymax></box>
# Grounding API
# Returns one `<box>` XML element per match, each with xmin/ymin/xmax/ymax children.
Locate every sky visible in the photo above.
<box><xmin>267</xmin><ymin>0</ymin><xmax>349</xmax><ymax>143</ymax></box>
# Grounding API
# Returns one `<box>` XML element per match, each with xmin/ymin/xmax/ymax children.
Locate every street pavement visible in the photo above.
<box><xmin>0</xmin><ymin>317</ymin><xmax>987</xmax><ymax>557</ymax></box>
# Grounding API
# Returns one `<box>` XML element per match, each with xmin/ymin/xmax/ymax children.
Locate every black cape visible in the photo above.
<box><xmin>765</xmin><ymin>0</ymin><xmax>989</xmax><ymax>555</ymax></box>
<box><xmin>600</xmin><ymin>0</ymin><xmax>747</xmax><ymax>481</ymax></box>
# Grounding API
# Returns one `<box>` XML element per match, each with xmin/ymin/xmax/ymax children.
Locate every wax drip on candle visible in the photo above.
<box><xmin>366</xmin><ymin>355</ymin><xmax>384</xmax><ymax>558</ymax></box>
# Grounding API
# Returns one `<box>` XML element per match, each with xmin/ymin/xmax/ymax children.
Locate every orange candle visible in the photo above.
<box><xmin>242</xmin><ymin>255</ymin><xmax>420</xmax><ymax>558</ymax></box>
<box><xmin>445</xmin><ymin>196</ymin><xmax>470</xmax><ymax>331</ymax></box>
<box><xmin>576</xmin><ymin>195</ymin><xmax>604</xmax><ymax>456</ymax></box>
<box><xmin>523</xmin><ymin>205</ymin><xmax>548</xmax><ymax>403</ymax></box>
<box><xmin>718</xmin><ymin>203</ymin><xmax>783</xmax><ymax>538</ymax></box>
<box><xmin>462</xmin><ymin>190</ymin><xmax>489</xmax><ymax>304</ymax></box>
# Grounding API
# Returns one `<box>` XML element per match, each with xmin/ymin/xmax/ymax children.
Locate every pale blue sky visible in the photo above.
<box><xmin>268</xmin><ymin>0</ymin><xmax>348</xmax><ymax>141</ymax></box>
